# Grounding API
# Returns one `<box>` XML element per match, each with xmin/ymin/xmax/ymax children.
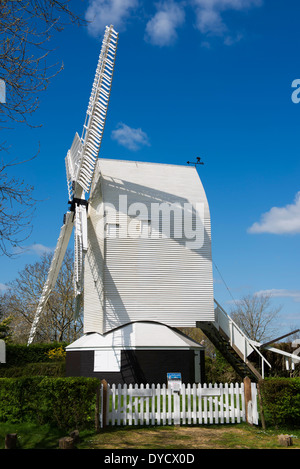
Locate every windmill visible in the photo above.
<box><xmin>27</xmin><ymin>25</ymin><xmax>119</xmax><ymax>345</ymax></box>
<box><xmin>26</xmin><ymin>24</ymin><xmax>297</xmax><ymax>384</ymax></box>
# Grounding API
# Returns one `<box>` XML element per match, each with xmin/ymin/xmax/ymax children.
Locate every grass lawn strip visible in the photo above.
<box><xmin>86</xmin><ymin>424</ymin><xmax>300</xmax><ymax>450</ymax></box>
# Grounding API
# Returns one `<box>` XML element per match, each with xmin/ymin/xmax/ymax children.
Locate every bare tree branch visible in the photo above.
<box><xmin>0</xmin><ymin>0</ymin><xmax>85</xmax><ymax>126</ymax></box>
<box><xmin>0</xmin><ymin>148</ymin><xmax>40</xmax><ymax>256</ymax></box>
<box><xmin>230</xmin><ymin>293</ymin><xmax>281</xmax><ymax>343</ymax></box>
<box><xmin>0</xmin><ymin>249</ymin><xmax>82</xmax><ymax>343</ymax></box>
<box><xmin>0</xmin><ymin>1</ymin><xmax>85</xmax><ymax>254</ymax></box>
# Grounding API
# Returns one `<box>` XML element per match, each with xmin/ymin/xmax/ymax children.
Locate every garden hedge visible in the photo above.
<box><xmin>0</xmin><ymin>361</ymin><xmax>66</xmax><ymax>378</ymax></box>
<box><xmin>0</xmin><ymin>342</ymin><xmax>68</xmax><ymax>368</ymax></box>
<box><xmin>0</xmin><ymin>376</ymin><xmax>100</xmax><ymax>430</ymax></box>
<box><xmin>260</xmin><ymin>377</ymin><xmax>300</xmax><ymax>428</ymax></box>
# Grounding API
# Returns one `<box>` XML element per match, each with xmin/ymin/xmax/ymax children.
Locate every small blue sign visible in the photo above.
<box><xmin>167</xmin><ymin>372</ymin><xmax>181</xmax><ymax>380</ymax></box>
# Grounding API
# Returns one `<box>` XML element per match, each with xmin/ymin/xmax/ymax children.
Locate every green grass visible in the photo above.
<box><xmin>0</xmin><ymin>422</ymin><xmax>63</xmax><ymax>449</ymax></box>
<box><xmin>84</xmin><ymin>423</ymin><xmax>300</xmax><ymax>450</ymax></box>
<box><xmin>0</xmin><ymin>421</ymin><xmax>299</xmax><ymax>449</ymax></box>
<box><xmin>0</xmin><ymin>422</ymin><xmax>94</xmax><ymax>449</ymax></box>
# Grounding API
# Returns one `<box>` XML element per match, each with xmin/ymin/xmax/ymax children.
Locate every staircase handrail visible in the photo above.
<box><xmin>214</xmin><ymin>299</ymin><xmax>272</xmax><ymax>376</ymax></box>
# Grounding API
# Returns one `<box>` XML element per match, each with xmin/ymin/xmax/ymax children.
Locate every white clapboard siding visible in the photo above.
<box><xmin>84</xmin><ymin>159</ymin><xmax>214</xmax><ymax>334</ymax></box>
<box><xmin>103</xmin><ymin>382</ymin><xmax>259</xmax><ymax>427</ymax></box>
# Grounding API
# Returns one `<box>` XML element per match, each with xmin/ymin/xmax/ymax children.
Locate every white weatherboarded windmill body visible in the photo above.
<box><xmin>83</xmin><ymin>158</ymin><xmax>214</xmax><ymax>335</ymax></box>
<box><xmin>28</xmin><ymin>26</ymin><xmax>300</xmax><ymax>384</ymax></box>
<box><xmin>65</xmin><ymin>158</ymin><xmax>212</xmax><ymax>383</ymax></box>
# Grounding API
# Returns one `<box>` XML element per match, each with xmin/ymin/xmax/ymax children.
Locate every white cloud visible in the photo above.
<box><xmin>111</xmin><ymin>123</ymin><xmax>150</xmax><ymax>151</ymax></box>
<box><xmin>85</xmin><ymin>0</ymin><xmax>138</xmax><ymax>37</ymax></box>
<box><xmin>223</xmin><ymin>33</ymin><xmax>243</xmax><ymax>45</ymax></box>
<box><xmin>145</xmin><ymin>1</ymin><xmax>185</xmax><ymax>46</ymax></box>
<box><xmin>256</xmin><ymin>289</ymin><xmax>300</xmax><ymax>303</ymax></box>
<box><xmin>248</xmin><ymin>192</ymin><xmax>300</xmax><ymax>235</ymax></box>
<box><xmin>0</xmin><ymin>283</ymin><xmax>9</xmax><ymax>292</ymax></box>
<box><xmin>194</xmin><ymin>4</ymin><xmax>225</xmax><ymax>35</ymax></box>
<box><xmin>84</xmin><ymin>0</ymin><xmax>262</xmax><ymax>46</ymax></box>
<box><xmin>192</xmin><ymin>0</ymin><xmax>262</xmax><ymax>42</ymax></box>
<box><xmin>13</xmin><ymin>243</ymin><xmax>54</xmax><ymax>256</ymax></box>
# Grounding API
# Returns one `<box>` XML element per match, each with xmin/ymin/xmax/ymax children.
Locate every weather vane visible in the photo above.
<box><xmin>187</xmin><ymin>157</ymin><xmax>204</xmax><ymax>168</ymax></box>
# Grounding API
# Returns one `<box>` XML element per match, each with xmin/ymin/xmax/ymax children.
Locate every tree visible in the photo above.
<box><xmin>230</xmin><ymin>293</ymin><xmax>281</xmax><ymax>343</ymax></box>
<box><xmin>178</xmin><ymin>327</ymin><xmax>215</xmax><ymax>358</ymax></box>
<box><xmin>1</xmin><ymin>0</ymin><xmax>83</xmax><ymax>126</ymax></box>
<box><xmin>0</xmin><ymin>155</ymin><xmax>37</xmax><ymax>256</ymax></box>
<box><xmin>0</xmin><ymin>1</ymin><xmax>84</xmax><ymax>256</ymax></box>
<box><xmin>0</xmin><ymin>249</ymin><xmax>83</xmax><ymax>343</ymax></box>
<box><xmin>0</xmin><ymin>316</ymin><xmax>12</xmax><ymax>342</ymax></box>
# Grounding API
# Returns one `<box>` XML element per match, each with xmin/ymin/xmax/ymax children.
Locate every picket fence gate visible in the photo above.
<box><xmin>100</xmin><ymin>381</ymin><xmax>259</xmax><ymax>427</ymax></box>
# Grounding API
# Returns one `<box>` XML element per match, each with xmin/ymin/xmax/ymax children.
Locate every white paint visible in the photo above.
<box><xmin>84</xmin><ymin>159</ymin><xmax>214</xmax><ymax>334</ymax></box>
<box><xmin>66</xmin><ymin>321</ymin><xmax>205</xmax><ymax>351</ymax></box>
<box><xmin>103</xmin><ymin>381</ymin><xmax>259</xmax><ymax>427</ymax></box>
<box><xmin>94</xmin><ymin>349</ymin><xmax>121</xmax><ymax>372</ymax></box>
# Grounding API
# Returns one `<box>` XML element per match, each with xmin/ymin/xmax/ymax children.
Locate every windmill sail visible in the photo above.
<box><xmin>28</xmin><ymin>212</ymin><xmax>74</xmax><ymax>344</ymax></box>
<box><xmin>65</xmin><ymin>132</ymin><xmax>83</xmax><ymax>201</ymax></box>
<box><xmin>73</xmin><ymin>202</ymin><xmax>88</xmax><ymax>319</ymax></box>
<box><xmin>71</xmin><ymin>24</ymin><xmax>118</xmax><ymax>307</ymax></box>
<box><xmin>75</xmin><ymin>25</ymin><xmax>118</xmax><ymax>197</ymax></box>
<box><xmin>74</xmin><ymin>202</ymin><xmax>88</xmax><ymax>296</ymax></box>
<box><xmin>28</xmin><ymin>25</ymin><xmax>119</xmax><ymax>344</ymax></box>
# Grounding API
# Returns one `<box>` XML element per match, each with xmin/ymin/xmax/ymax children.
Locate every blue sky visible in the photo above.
<box><xmin>1</xmin><ymin>0</ymin><xmax>300</xmax><ymax>337</ymax></box>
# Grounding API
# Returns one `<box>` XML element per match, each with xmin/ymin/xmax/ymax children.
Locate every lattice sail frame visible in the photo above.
<box><xmin>71</xmin><ymin>25</ymin><xmax>118</xmax><ymax>303</ymax></box>
<box><xmin>74</xmin><ymin>203</ymin><xmax>88</xmax><ymax>296</ymax></box>
<box><xmin>65</xmin><ymin>133</ymin><xmax>82</xmax><ymax>201</ymax></box>
<box><xmin>66</xmin><ymin>25</ymin><xmax>118</xmax><ymax>199</ymax></box>
<box><xmin>27</xmin><ymin>212</ymin><xmax>74</xmax><ymax>344</ymax></box>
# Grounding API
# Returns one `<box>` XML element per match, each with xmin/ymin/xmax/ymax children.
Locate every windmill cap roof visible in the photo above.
<box><xmin>66</xmin><ymin>321</ymin><xmax>204</xmax><ymax>351</ymax></box>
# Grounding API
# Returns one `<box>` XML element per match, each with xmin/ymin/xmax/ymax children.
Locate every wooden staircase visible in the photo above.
<box><xmin>197</xmin><ymin>300</ymin><xmax>272</xmax><ymax>382</ymax></box>
<box><xmin>197</xmin><ymin>320</ymin><xmax>262</xmax><ymax>381</ymax></box>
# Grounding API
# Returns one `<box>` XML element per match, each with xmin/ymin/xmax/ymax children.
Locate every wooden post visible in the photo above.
<box><xmin>5</xmin><ymin>433</ymin><xmax>17</xmax><ymax>449</ymax></box>
<box><xmin>69</xmin><ymin>430</ymin><xmax>80</xmax><ymax>444</ymax></box>
<box><xmin>59</xmin><ymin>436</ymin><xmax>75</xmax><ymax>449</ymax></box>
<box><xmin>257</xmin><ymin>380</ymin><xmax>266</xmax><ymax>430</ymax></box>
<box><xmin>101</xmin><ymin>379</ymin><xmax>108</xmax><ymax>429</ymax></box>
<box><xmin>278</xmin><ymin>434</ymin><xmax>293</xmax><ymax>447</ymax></box>
<box><xmin>95</xmin><ymin>385</ymin><xmax>100</xmax><ymax>432</ymax></box>
<box><xmin>244</xmin><ymin>376</ymin><xmax>252</xmax><ymax>424</ymax></box>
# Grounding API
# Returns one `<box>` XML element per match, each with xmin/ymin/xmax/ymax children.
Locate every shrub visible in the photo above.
<box><xmin>0</xmin><ymin>377</ymin><xmax>100</xmax><ymax>430</ymax></box>
<box><xmin>46</xmin><ymin>346</ymin><xmax>66</xmax><ymax>361</ymax></box>
<box><xmin>0</xmin><ymin>377</ymin><xmax>41</xmax><ymax>423</ymax></box>
<box><xmin>205</xmin><ymin>352</ymin><xmax>241</xmax><ymax>383</ymax></box>
<box><xmin>0</xmin><ymin>342</ymin><xmax>68</xmax><ymax>368</ymax></box>
<box><xmin>0</xmin><ymin>361</ymin><xmax>65</xmax><ymax>378</ymax></box>
<box><xmin>260</xmin><ymin>377</ymin><xmax>300</xmax><ymax>428</ymax></box>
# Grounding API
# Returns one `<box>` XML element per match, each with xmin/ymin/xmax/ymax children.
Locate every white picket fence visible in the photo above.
<box><xmin>100</xmin><ymin>382</ymin><xmax>259</xmax><ymax>427</ymax></box>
